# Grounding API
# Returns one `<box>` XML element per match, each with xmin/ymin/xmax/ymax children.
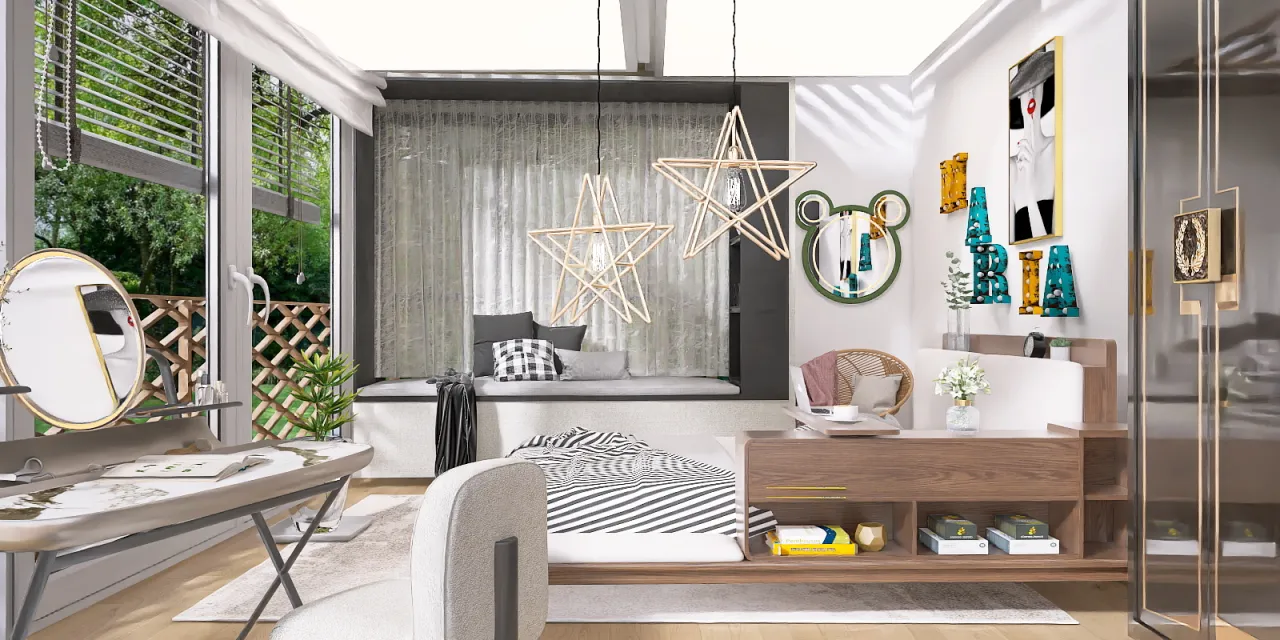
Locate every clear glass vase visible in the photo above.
<box><xmin>291</xmin><ymin>435</ymin><xmax>348</xmax><ymax>533</ymax></box>
<box><xmin>946</xmin><ymin>400</ymin><xmax>980</xmax><ymax>434</ymax></box>
<box><xmin>945</xmin><ymin>307</ymin><xmax>970</xmax><ymax>351</ymax></box>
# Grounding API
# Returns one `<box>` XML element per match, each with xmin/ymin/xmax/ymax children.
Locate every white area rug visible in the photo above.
<box><xmin>175</xmin><ymin>495</ymin><xmax>1077</xmax><ymax>625</ymax></box>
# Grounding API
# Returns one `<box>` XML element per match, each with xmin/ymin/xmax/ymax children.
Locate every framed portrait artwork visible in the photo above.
<box><xmin>1008</xmin><ymin>36</ymin><xmax>1063</xmax><ymax>245</ymax></box>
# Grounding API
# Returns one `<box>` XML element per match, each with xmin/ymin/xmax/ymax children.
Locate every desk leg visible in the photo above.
<box><xmin>251</xmin><ymin>513</ymin><xmax>303</xmax><ymax>608</ymax></box>
<box><xmin>237</xmin><ymin>480</ymin><xmax>345</xmax><ymax>640</ymax></box>
<box><xmin>9</xmin><ymin>552</ymin><xmax>55</xmax><ymax>640</ymax></box>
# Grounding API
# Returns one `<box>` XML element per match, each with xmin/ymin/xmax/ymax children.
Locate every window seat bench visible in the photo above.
<box><xmin>351</xmin><ymin>377</ymin><xmax>786</xmax><ymax>478</ymax></box>
<box><xmin>356</xmin><ymin>376</ymin><xmax>741</xmax><ymax>402</ymax></box>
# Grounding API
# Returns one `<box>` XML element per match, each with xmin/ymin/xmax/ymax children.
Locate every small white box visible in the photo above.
<box><xmin>1146</xmin><ymin>538</ymin><xmax>1199</xmax><ymax>556</ymax></box>
<box><xmin>1223</xmin><ymin>540</ymin><xmax>1278</xmax><ymax>558</ymax></box>
<box><xmin>919</xmin><ymin>528</ymin><xmax>988</xmax><ymax>555</ymax></box>
<box><xmin>986</xmin><ymin>527</ymin><xmax>1060</xmax><ymax>555</ymax></box>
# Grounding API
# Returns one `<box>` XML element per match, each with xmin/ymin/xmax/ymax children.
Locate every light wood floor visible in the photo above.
<box><xmin>31</xmin><ymin>481</ymin><xmax>1131</xmax><ymax>640</ymax></box>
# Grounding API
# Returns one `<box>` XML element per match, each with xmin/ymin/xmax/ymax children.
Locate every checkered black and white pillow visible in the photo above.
<box><xmin>492</xmin><ymin>339</ymin><xmax>559</xmax><ymax>381</ymax></box>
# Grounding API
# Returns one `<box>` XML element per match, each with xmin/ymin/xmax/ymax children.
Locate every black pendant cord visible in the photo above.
<box><xmin>731</xmin><ymin>0</ymin><xmax>738</xmax><ymax>109</ymax></box>
<box><xmin>596</xmin><ymin>0</ymin><xmax>603</xmax><ymax>177</ymax></box>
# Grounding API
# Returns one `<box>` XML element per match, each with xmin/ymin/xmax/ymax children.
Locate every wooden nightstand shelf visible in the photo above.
<box><xmin>734</xmin><ymin>423</ymin><xmax>1130</xmax><ymax>583</ymax></box>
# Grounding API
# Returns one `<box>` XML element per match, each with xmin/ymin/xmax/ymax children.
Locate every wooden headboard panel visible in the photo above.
<box><xmin>959</xmin><ymin>334</ymin><xmax>1118</xmax><ymax>423</ymax></box>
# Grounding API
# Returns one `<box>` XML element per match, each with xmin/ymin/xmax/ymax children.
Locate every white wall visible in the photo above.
<box><xmin>906</xmin><ymin>0</ymin><xmax>1129</xmax><ymax>382</ymax></box>
<box><xmin>790</xmin><ymin>77</ymin><xmax>918</xmax><ymax>366</ymax></box>
<box><xmin>787</xmin><ymin>0</ymin><xmax>1130</xmax><ymax>424</ymax></box>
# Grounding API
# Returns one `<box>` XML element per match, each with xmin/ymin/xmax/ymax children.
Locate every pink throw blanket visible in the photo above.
<box><xmin>800</xmin><ymin>351</ymin><xmax>837</xmax><ymax>406</ymax></box>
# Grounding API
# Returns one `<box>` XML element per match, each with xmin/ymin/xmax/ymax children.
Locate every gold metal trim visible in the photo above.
<box><xmin>1008</xmin><ymin>36</ymin><xmax>1065</xmax><ymax>246</ymax></box>
<box><xmin>0</xmin><ymin>249</ymin><xmax>146</xmax><ymax>431</ymax></box>
<box><xmin>764</xmin><ymin>496</ymin><xmax>847</xmax><ymax>501</ymax></box>
<box><xmin>764</xmin><ymin>486</ymin><xmax>848</xmax><ymax>491</ymax></box>
<box><xmin>75</xmin><ymin>283</ymin><xmax>125</xmax><ymax>410</ymax></box>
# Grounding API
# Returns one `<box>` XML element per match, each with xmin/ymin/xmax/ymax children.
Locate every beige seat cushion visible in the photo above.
<box><xmin>270</xmin><ymin>579</ymin><xmax>411</xmax><ymax>639</ymax></box>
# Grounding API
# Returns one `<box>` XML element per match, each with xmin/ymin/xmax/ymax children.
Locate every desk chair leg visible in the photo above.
<box><xmin>9</xmin><ymin>552</ymin><xmax>55</xmax><ymax>640</ymax></box>
<box><xmin>237</xmin><ymin>479</ymin><xmax>346</xmax><ymax>640</ymax></box>
<box><xmin>494</xmin><ymin>537</ymin><xmax>518</xmax><ymax>640</ymax></box>
<box><xmin>252</xmin><ymin>513</ymin><xmax>303</xmax><ymax>608</ymax></box>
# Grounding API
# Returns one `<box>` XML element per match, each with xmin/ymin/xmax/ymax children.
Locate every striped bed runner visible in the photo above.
<box><xmin>509</xmin><ymin>428</ymin><xmax>776</xmax><ymax>537</ymax></box>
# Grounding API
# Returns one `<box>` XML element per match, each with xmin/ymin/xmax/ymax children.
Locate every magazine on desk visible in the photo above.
<box><xmin>103</xmin><ymin>454</ymin><xmax>270</xmax><ymax>481</ymax></box>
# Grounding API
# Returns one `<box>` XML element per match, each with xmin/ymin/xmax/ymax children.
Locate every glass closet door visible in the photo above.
<box><xmin>1137</xmin><ymin>0</ymin><xmax>1280</xmax><ymax>637</ymax></box>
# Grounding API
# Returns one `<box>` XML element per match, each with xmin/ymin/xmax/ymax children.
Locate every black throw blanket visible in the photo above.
<box><xmin>434</xmin><ymin>380</ymin><xmax>477</xmax><ymax>475</ymax></box>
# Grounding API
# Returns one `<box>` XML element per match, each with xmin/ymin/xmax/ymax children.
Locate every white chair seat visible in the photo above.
<box><xmin>271</xmin><ymin>579</ymin><xmax>412</xmax><ymax>639</ymax></box>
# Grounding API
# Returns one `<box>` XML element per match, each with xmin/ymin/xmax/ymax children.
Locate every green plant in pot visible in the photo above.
<box><xmin>941</xmin><ymin>250</ymin><xmax>972</xmax><ymax>351</ymax></box>
<box><xmin>293</xmin><ymin>352</ymin><xmax>359</xmax><ymax>440</ymax></box>
<box><xmin>1049</xmin><ymin>337</ymin><xmax>1073</xmax><ymax>362</ymax></box>
<box><xmin>290</xmin><ymin>352</ymin><xmax>358</xmax><ymax>533</ymax></box>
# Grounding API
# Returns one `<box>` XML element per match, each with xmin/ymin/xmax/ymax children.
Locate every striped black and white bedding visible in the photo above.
<box><xmin>509</xmin><ymin>427</ymin><xmax>776</xmax><ymax>537</ymax></box>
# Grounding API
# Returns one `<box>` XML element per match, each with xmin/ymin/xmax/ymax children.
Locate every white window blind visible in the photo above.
<box><xmin>34</xmin><ymin>0</ymin><xmax>205</xmax><ymax>192</ymax></box>
<box><xmin>250</xmin><ymin>67</ymin><xmax>328</xmax><ymax>223</ymax></box>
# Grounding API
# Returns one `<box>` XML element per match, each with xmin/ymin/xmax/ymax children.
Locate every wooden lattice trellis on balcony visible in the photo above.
<box><xmin>130</xmin><ymin>295</ymin><xmax>330</xmax><ymax>440</ymax></box>
<box><xmin>250</xmin><ymin>301</ymin><xmax>331</xmax><ymax>440</ymax></box>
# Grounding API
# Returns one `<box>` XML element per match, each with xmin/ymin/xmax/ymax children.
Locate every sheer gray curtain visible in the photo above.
<box><xmin>374</xmin><ymin>100</ymin><xmax>730</xmax><ymax>379</ymax></box>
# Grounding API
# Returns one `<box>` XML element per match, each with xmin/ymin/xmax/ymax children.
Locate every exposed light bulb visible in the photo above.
<box><xmin>587</xmin><ymin>232</ymin><xmax>611</xmax><ymax>276</ymax></box>
<box><xmin>725</xmin><ymin>145</ymin><xmax>746</xmax><ymax>213</ymax></box>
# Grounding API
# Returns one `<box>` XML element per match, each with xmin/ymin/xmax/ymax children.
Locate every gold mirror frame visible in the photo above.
<box><xmin>0</xmin><ymin>249</ymin><xmax>146</xmax><ymax>430</ymax></box>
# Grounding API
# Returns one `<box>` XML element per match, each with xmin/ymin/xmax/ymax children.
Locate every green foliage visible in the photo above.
<box><xmin>941</xmin><ymin>250</ymin><xmax>972</xmax><ymax>310</ymax></box>
<box><xmin>292</xmin><ymin>352</ymin><xmax>358</xmax><ymax>439</ymax></box>
<box><xmin>1050</xmin><ymin>338</ymin><xmax>1072</xmax><ymax>348</ymax></box>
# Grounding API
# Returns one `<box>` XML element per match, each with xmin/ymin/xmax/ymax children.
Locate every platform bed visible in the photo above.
<box><xmin>355</xmin><ymin>336</ymin><xmax>1129</xmax><ymax>584</ymax></box>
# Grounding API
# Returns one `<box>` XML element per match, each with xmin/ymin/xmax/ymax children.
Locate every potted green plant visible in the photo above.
<box><xmin>1050</xmin><ymin>337</ymin><xmax>1073</xmax><ymax>362</ymax></box>
<box><xmin>941</xmin><ymin>251</ymin><xmax>972</xmax><ymax>351</ymax></box>
<box><xmin>290</xmin><ymin>352</ymin><xmax>359</xmax><ymax>532</ymax></box>
<box><xmin>934</xmin><ymin>356</ymin><xmax>991</xmax><ymax>434</ymax></box>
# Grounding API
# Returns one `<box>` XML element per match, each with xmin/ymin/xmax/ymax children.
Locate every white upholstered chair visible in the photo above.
<box><xmin>271</xmin><ymin>458</ymin><xmax>548</xmax><ymax>640</ymax></box>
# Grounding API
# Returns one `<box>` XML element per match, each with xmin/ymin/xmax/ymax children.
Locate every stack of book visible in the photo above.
<box><xmin>919</xmin><ymin>514</ymin><xmax>988</xmax><ymax>555</ymax></box>
<box><xmin>986</xmin><ymin>514</ymin><xmax>1059</xmax><ymax>554</ymax></box>
<box><xmin>766</xmin><ymin>525</ymin><xmax>858</xmax><ymax>556</ymax></box>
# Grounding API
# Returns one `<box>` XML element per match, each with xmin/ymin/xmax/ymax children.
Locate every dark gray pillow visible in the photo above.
<box><xmin>535</xmin><ymin>322</ymin><xmax>587</xmax><ymax>373</ymax></box>
<box><xmin>556</xmin><ymin>349</ymin><xmax>630</xmax><ymax>381</ymax></box>
<box><xmin>473</xmin><ymin>312</ymin><xmax>535</xmax><ymax>377</ymax></box>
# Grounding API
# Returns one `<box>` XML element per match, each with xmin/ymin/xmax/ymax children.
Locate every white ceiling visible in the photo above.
<box><xmin>269</xmin><ymin>0</ymin><xmax>628</xmax><ymax>72</ymax></box>
<box><xmin>664</xmin><ymin>0</ymin><xmax>988</xmax><ymax>77</ymax></box>
<box><xmin>271</xmin><ymin>0</ymin><xmax>987</xmax><ymax>77</ymax></box>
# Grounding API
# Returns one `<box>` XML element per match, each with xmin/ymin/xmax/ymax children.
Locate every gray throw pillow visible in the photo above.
<box><xmin>535</xmin><ymin>322</ymin><xmax>587</xmax><ymax>373</ymax></box>
<box><xmin>473</xmin><ymin>312</ymin><xmax>535</xmax><ymax>377</ymax></box>
<box><xmin>849</xmin><ymin>374</ymin><xmax>903</xmax><ymax>414</ymax></box>
<box><xmin>555</xmin><ymin>349</ymin><xmax>630</xmax><ymax>381</ymax></box>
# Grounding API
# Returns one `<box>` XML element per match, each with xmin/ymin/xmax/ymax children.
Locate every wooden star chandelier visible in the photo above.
<box><xmin>654</xmin><ymin>106</ymin><xmax>816</xmax><ymax>261</ymax></box>
<box><xmin>528</xmin><ymin>174</ymin><xmax>673</xmax><ymax>324</ymax></box>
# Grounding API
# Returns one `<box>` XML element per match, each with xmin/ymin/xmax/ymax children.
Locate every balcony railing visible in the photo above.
<box><xmin>130</xmin><ymin>295</ymin><xmax>331</xmax><ymax>440</ymax></box>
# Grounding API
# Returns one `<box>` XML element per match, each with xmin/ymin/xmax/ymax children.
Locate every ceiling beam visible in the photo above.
<box><xmin>619</xmin><ymin>0</ymin><xmax>665</xmax><ymax>76</ymax></box>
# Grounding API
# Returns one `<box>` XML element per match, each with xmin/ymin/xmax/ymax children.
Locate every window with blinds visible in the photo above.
<box><xmin>251</xmin><ymin>68</ymin><xmax>329</xmax><ymax>223</ymax></box>
<box><xmin>34</xmin><ymin>0</ymin><xmax>205</xmax><ymax>192</ymax></box>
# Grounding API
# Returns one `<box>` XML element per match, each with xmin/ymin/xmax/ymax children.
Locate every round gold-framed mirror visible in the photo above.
<box><xmin>0</xmin><ymin>249</ymin><xmax>145</xmax><ymax>430</ymax></box>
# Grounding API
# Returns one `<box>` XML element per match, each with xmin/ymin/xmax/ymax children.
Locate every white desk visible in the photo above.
<box><xmin>0</xmin><ymin>419</ymin><xmax>373</xmax><ymax>640</ymax></box>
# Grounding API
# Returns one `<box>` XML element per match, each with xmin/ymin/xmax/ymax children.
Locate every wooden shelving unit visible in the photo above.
<box><xmin>728</xmin><ymin>423</ymin><xmax>1130</xmax><ymax>583</ymax></box>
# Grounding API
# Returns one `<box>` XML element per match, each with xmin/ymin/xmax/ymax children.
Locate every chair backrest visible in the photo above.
<box><xmin>412</xmin><ymin>458</ymin><xmax>547</xmax><ymax>640</ymax></box>
<box><xmin>911</xmin><ymin>348</ymin><xmax>1084</xmax><ymax>430</ymax></box>
<box><xmin>833</xmin><ymin>349</ymin><xmax>915</xmax><ymax>415</ymax></box>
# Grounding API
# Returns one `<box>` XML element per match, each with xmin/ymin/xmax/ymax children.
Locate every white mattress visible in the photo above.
<box><xmin>358</xmin><ymin>376</ymin><xmax>740</xmax><ymax>399</ymax></box>
<box><xmin>546</xmin><ymin>433</ymin><xmax>746</xmax><ymax>564</ymax></box>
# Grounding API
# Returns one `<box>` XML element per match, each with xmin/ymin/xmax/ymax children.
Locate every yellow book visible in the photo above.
<box><xmin>766</xmin><ymin>530</ymin><xmax>859</xmax><ymax>556</ymax></box>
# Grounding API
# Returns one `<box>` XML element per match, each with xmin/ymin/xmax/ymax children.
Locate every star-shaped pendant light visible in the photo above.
<box><xmin>653</xmin><ymin>0</ymin><xmax>815</xmax><ymax>262</ymax></box>
<box><xmin>654</xmin><ymin>106</ymin><xmax>815</xmax><ymax>261</ymax></box>
<box><xmin>527</xmin><ymin>0</ymin><xmax>674</xmax><ymax>325</ymax></box>
<box><xmin>529</xmin><ymin>174</ymin><xmax>673</xmax><ymax>324</ymax></box>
